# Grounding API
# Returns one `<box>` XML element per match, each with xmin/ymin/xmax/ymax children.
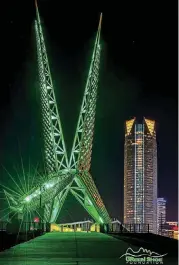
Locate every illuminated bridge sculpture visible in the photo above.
<box><xmin>5</xmin><ymin>1</ymin><xmax>111</xmax><ymax>226</ymax></box>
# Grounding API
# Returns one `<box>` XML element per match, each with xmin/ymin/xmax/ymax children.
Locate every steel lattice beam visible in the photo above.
<box><xmin>35</xmin><ymin>4</ymin><xmax>68</xmax><ymax>174</ymax></box>
<box><xmin>72</xmin><ymin>171</ymin><xmax>111</xmax><ymax>224</ymax></box>
<box><xmin>69</xmin><ymin>15</ymin><xmax>102</xmax><ymax>171</ymax></box>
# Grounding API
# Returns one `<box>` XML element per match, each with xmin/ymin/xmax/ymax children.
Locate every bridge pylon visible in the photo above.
<box><xmin>4</xmin><ymin>2</ymin><xmax>111</xmax><ymax>226</ymax></box>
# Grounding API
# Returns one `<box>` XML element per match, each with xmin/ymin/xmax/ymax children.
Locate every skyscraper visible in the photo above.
<box><xmin>157</xmin><ymin>198</ymin><xmax>166</xmax><ymax>234</ymax></box>
<box><xmin>124</xmin><ymin>117</ymin><xmax>157</xmax><ymax>233</ymax></box>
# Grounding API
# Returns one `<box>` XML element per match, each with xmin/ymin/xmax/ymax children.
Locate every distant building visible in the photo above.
<box><xmin>124</xmin><ymin>117</ymin><xmax>157</xmax><ymax>234</ymax></box>
<box><xmin>157</xmin><ymin>198</ymin><xmax>166</xmax><ymax>234</ymax></box>
<box><xmin>166</xmin><ymin>221</ymin><xmax>178</xmax><ymax>226</ymax></box>
<box><xmin>165</xmin><ymin>222</ymin><xmax>179</xmax><ymax>240</ymax></box>
<box><xmin>161</xmin><ymin>223</ymin><xmax>178</xmax><ymax>240</ymax></box>
<box><xmin>173</xmin><ymin>231</ymin><xmax>178</xmax><ymax>240</ymax></box>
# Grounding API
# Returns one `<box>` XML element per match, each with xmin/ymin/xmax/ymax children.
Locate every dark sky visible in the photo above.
<box><xmin>0</xmin><ymin>0</ymin><xmax>177</xmax><ymax>222</ymax></box>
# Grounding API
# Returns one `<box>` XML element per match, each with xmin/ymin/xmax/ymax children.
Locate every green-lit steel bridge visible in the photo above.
<box><xmin>4</xmin><ymin>0</ymin><xmax>111</xmax><ymax>226</ymax></box>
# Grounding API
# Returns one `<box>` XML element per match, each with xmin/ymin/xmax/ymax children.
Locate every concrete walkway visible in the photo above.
<box><xmin>0</xmin><ymin>232</ymin><xmax>177</xmax><ymax>265</ymax></box>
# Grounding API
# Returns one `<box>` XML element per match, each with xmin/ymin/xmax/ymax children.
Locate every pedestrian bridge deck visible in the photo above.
<box><xmin>0</xmin><ymin>232</ymin><xmax>177</xmax><ymax>265</ymax></box>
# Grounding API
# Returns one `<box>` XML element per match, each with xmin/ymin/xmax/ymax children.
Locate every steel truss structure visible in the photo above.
<box><xmin>6</xmin><ymin>1</ymin><xmax>111</xmax><ymax>225</ymax></box>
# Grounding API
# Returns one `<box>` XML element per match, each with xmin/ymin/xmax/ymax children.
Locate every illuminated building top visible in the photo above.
<box><xmin>144</xmin><ymin>118</ymin><xmax>155</xmax><ymax>135</ymax></box>
<box><xmin>125</xmin><ymin>118</ymin><xmax>135</xmax><ymax>135</ymax></box>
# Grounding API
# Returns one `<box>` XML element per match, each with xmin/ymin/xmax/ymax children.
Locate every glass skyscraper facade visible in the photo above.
<box><xmin>124</xmin><ymin>118</ymin><xmax>157</xmax><ymax>233</ymax></box>
<box><xmin>157</xmin><ymin>198</ymin><xmax>166</xmax><ymax>234</ymax></box>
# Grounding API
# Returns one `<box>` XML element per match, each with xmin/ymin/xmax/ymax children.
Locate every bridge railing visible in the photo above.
<box><xmin>20</xmin><ymin>222</ymin><xmax>50</xmax><ymax>233</ymax></box>
<box><xmin>1</xmin><ymin>221</ymin><xmax>150</xmax><ymax>234</ymax></box>
<box><xmin>109</xmin><ymin>223</ymin><xmax>150</xmax><ymax>233</ymax></box>
<box><xmin>0</xmin><ymin>221</ymin><xmax>50</xmax><ymax>234</ymax></box>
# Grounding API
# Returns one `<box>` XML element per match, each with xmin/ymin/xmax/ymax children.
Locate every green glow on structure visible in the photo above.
<box><xmin>4</xmin><ymin>5</ymin><xmax>111</xmax><ymax>225</ymax></box>
<box><xmin>99</xmin><ymin>217</ymin><xmax>104</xmax><ymax>223</ymax></box>
<box><xmin>25</xmin><ymin>196</ymin><xmax>31</xmax><ymax>202</ymax></box>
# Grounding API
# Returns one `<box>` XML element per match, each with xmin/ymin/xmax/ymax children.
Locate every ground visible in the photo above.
<box><xmin>0</xmin><ymin>232</ymin><xmax>177</xmax><ymax>265</ymax></box>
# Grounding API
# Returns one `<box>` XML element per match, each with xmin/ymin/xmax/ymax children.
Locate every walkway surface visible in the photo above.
<box><xmin>0</xmin><ymin>232</ymin><xmax>177</xmax><ymax>265</ymax></box>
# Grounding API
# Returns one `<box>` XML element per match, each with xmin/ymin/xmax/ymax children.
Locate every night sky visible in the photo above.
<box><xmin>0</xmin><ymin>1</ymin><xmax>177</xmax><ymax>222</ymax></box>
